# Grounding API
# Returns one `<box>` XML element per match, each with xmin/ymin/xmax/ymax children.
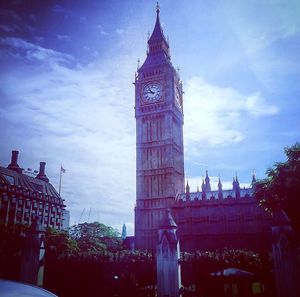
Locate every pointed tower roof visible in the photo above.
<box><xmin>121</xmin><ymin>223</ymin><xmax>127</xmax><ymax>240</ymax></box>
<box><xmin>218</xmin><ymin>175</ymin><xmax>223</xmax><ymax>199</ymax></box>
<box><xmin>251</xmin><ymin>173</ymin><xmax>256</xmax><ymax>185</ymax></box>
<box><xmin>186</xmin><ymin>180</ymin><xmax>190</xmax><ymax>193</ymax></box>
<box><xmin>148</xmin><ymin>3</ymin><xmax>168</xmax><ymax>45</ymax></box>
<box><xmin>201</xmin><ymin>178</ymin><xmax>205</xmax><ymax>192</ymax></box>
<box><xmin>186</xmin><ymin>179</ymin><xmax>190</xmax><ymax>201</ymax></box>
<box><xmin>139</xmin><ymin>2</ymin><xmax>170</xmax><ymax>68</ymax></box>
<box><xmin>205</xmin><ymin>170</ymin><xmax>210</xmax><ymax>182</ymax></box>
<box><xmin>205</xmin><ymin>170</ymin><xmax>211</xmax><ymax>192</ymax></box>
<box><xmin>235</xmin><ymin>173</ymin><xmax>240</xmax><ymax>187</ymax></box>
<box><xmin>218</xmin><ymin>175</ymin><xmax>222</xmax><ymax>189</ymax></box>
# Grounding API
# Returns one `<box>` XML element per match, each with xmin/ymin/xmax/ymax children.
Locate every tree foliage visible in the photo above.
<box><xmin>45</xmin><ymin>227</ymin><xmax>78</xmax><ymax>259</ymax></box>
<box><xmin>181</xmin><ymin>248</ymin><xmax>263</xmax><ymax>273</ymax></box>
<box><xmin>0</xmin><ymin>222</ymin><xmax>28</xmax><ymax>278</ymax></box>
<box><xmin>69</xmin><ymin>222</ymin><xmax>122</xmax><ymax>254</ymax></box>
<box><xmin>253</xmin><ymin>142</ymin><xmax>300</xmax><ymax>235</ymax></box>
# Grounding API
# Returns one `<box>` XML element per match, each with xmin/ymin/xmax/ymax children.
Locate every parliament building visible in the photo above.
<box><xmin>134</xmin><ymin>6</ymin><xmax>272</xmax><ymax>252</ymax></box>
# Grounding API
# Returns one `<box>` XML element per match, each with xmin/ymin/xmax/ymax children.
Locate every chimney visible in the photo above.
<box><xmin>7</xmin><ymin>150</ymin><xmax>23</xmax><ymax>173</ymax></box>
<box><xmin>36</xmin><ymin>162</ymin><xmax>49</xmax><ymax>183</ymax></box>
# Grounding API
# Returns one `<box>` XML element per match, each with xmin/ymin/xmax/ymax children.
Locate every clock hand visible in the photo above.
<box><xmin>147</xmin><ymin>86</ymin><xmax>154</xmax><ymax>94</ymax></box>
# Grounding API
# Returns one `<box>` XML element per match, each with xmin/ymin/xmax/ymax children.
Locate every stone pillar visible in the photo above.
<box><xmin>156</xmin><ymin>209</ymin><xmax>181</xmax><ymax>297</ymax></box>
<box><xmin>272</xmin><ymin>209</ymin><xmax>299</xmax><ymax>297</ymax></box>
<box><xmin>20</xmin><ymin>217</ymin><xmax>46</xmax><ymax>286</ymax></box>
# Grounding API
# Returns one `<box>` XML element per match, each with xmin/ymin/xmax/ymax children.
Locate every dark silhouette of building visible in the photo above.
<box><xmin>0</xmin><ymin>150</ymin><xmax>65</xmax><ymax>229</ymax></box>
<box><xmin>134</xmin><ymin>5</ymin><xmax>272</xmax><ymax>252</ymax></box>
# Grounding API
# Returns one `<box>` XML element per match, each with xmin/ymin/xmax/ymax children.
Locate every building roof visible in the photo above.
<box><xmin>0</xmin><ymin>166</ymin><xmax>63</xmax><ymax>205</ymax></box>
<box><xmin>148</xmin><ymin>6</ymin><xmax>168</xmax><ymax>45</ymax></box>
<box><xmin>179</xmin><ymin>188</ymin><xmax>253</xmax><ymax>201</ymax></box>
<box><xmin>139</xmin><ymin>51</ymin><xmax>172</xmax><ymax>69</ymax></box>
<box><xmin>139</xmin><ymin>4</ymin><xmax>171</xmax><ymax>71</ymax></box>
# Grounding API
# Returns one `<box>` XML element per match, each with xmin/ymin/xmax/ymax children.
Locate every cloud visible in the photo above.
<box><xmin>0</xmin><ymin>37</ymin><xmax>73</xmax><ymax>65</ymax></box>
<box><xmin>219</xmin><ymin>0</ymin><xmax>300</xmax><ymax>90</ymax></box>
<box><xmin>0</xmin><ymin>9</ymin><xmax>35</xmax><ymax>34</ymax></box>
<box><xmin>80</xmin><ymin>16</ymin><xmax>87</xmax><ymax>22</ymax></box>
<box><xmin>245</xmin><ymin>93</ymin><xmax>279</xmax><ymax>117</ymax></box>
<box><xmin>223</xmin><ymin>0</ymin><xmax>300</xmax><ymax>54</ymax></box>
<box><xmin>184</xmin><ymin>76</ymin><xmax>278</xmax><ymax>154</ymax></box>
<box><xmin>0</xmin><ymin>38</ymin><xmax>137</xmax><ymax>234</ymax></box>
<box><xmin>57</xmin><ymin>34</ymin><xmax>71</xmax><ymax>42</ymax></box>
<box><xmin>97</xmin><ymin>24</ymin><xmax>108</xmax><ymax>35</ymax></box>
<box><xmin>116</xmin><ymin>28</ymin><xmax>125</xmax><ymax>35</ymax></box>
<box><xmin>0</xmin><ymin>9</ymin><xmax>22</xmax><ymax>22</ymax></box>
<box><xmin>52</xmin><ymin>4</ymin><xmax>66</xmax><ymax>14</ymax></box>
<box><xmin>52</xmin><ymin>4</ymin><xmax>74</xmax><ymax>19</ymax></box>
<box><xmin>0</xmin><ymin>24</ymin><xmax>15</xmax><ymax>33</ymax></box>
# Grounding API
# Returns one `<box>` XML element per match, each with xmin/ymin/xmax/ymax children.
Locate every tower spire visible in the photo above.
<box><xmin>201</xmin><ymin>178</ymin><xmax>205</xmax><ymax>192</ymax></box>
<box><xmin>251</xmin><ymin>172</ymin><xmax>256</xmax><ymax>185</ymax></box>
<box><xmin>186</xmin><ymin>179</ymin><xmax>190</xmax><ymax>193</ymax></box>
<box><xmin>121</xmin><ymin>223</ymin><xmax>127</xmax><ymax>240</ymax></box>
<box><xmin>205</xmin><ymin>170</ymin><xmax>211</xmax><ymax>192</ymax></box>
<box><xmin>235</xmin><ymin>173</ymin><xmax>240</xmax><ymax>188</ymax></box>
<box><xmin>146</xmin><ymin>2</ymin><xmax>170</xmax><ymax>59</ymax></box>
<box><xmin>233</xmin><ymin>173</ymin><xmax>241</xmax><ymax>198</ymax></box>
<box><xmin>201</xmin><ymin>178</ymin><xmax>206</xmax><ymax>200</ymax></box>
<box><xmin>218</xmin><ymin>175</ymin><xmax>223</xmax><ymax>200</ymax></box>
<box><xmin>186</xmin><ymin>179</ymin><xmax>190</xmax><ymax>201</ymax></box>
<box><xmin>218</xmin><ymin>175</ymin><xmax>222</xmax><ymax>189</ymax></box>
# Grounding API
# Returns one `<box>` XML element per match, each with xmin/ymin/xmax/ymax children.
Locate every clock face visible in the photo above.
<box><xmin>175</xmin><ymin>87</ymin><xmax>182</xmax><ymax>108</ymax></box>
<box><xmin>142</xmin><ymin>83</ymin><xmax>162</xmax><ymax>103</ymax></box>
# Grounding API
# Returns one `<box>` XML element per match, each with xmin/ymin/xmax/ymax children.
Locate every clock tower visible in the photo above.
<box><xmin>134</xmin><ymin>4</ymin><xmax>185</xmax><ymax>250</ymax></box>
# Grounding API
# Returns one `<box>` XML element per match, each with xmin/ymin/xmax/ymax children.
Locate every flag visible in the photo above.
<box><xmin>61</xmin><ymin>165</ymin><xmax>66</xmax><ymax>173</ymax></box>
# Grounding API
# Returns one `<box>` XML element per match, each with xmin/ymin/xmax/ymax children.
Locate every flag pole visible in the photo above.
<box><xmin>59</xmin><ymin>165</ymin><xmax>63</xmax><ymax>195</ymax></box>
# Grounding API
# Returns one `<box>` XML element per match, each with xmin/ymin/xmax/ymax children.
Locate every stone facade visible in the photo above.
<box><xmin>173</xmin><ymin>179</ymin><xmax>272</xmax><ymax>252</ymax></box>
<box><xmin>0</xmin><ymin>150</ymin><xmax>65</xmax><ymax>229</ymax></box>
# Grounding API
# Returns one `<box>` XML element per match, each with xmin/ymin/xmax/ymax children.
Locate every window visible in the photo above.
<box><xmin>3</xmin><ymin>174</ymin><xmax>14</xmax><ymax>185</ymax></box>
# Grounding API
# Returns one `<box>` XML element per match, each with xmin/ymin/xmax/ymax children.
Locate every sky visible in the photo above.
<box><xmin>0</xmin><ymin>0</ymin><xmax>299</xmax><ymax>235</ymax></box>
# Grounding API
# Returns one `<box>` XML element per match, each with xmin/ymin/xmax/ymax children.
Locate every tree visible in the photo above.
<box><xmin>45</xmin><ymin>227</ymin><xmax>78</xmax><ymax>259</ymax></box>
<box><xmin>69</xmin><ymin>222</ymin><xmax>122</xmax><ymax>254</ymax></box>
<box><xmin>0</xmin><ymin>222</ymin><xmax>28</xmax><ymax>279</ymax></box>
<box><xmin>253</xmin><ymin>142</ymin><xmax>300</xmax><ymax>236</ymax></box>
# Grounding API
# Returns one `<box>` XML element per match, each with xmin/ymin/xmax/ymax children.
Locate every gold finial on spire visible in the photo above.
<box><xmin>137</xmin><ymin>58</ymin><xmax>140</xmax><ymax>70</ymax></box>
<box><xmin>156</xmin><ymin>2</ymin><xmax>160</xmax><ymax>14</ymax></box>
